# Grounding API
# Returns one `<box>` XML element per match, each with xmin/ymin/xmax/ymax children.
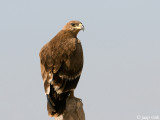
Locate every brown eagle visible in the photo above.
<box><xmin>39</xmin><ymin>20</ymin><xmax>84</xmax><ymax>117</ymax></box>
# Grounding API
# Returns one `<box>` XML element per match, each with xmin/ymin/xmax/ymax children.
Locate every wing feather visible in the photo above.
<box><xmin>39</xmin><ymin>38</ymin><xmax>77</xmax><ymax>94</ymax></box>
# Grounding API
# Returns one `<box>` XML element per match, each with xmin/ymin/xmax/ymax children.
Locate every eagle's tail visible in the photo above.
<box><xmin>46</xmin><ymin>84</ymin><xmax>70</xmax><ymax>117</ymax></box>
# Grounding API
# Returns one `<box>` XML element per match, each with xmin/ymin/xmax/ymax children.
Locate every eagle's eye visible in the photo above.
<box><xmin>71</xmin><ymin>23</ymin><xmax>76</xmax><ymax>27</ymax></box>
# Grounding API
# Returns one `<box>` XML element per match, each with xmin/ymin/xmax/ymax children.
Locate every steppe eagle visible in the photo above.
<box><xmin>39</xmin><ymin>20</ymin><xmax>84</xmax><ymax>117</ymax></box>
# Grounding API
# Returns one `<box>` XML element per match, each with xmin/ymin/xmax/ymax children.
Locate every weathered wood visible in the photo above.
<box><xmin>55</xmin><ymin>96</ymin><xmax>85</xmax><ymax>120</ymax></box>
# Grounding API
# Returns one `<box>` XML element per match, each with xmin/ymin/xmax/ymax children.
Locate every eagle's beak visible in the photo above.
<box><xmin>81</xmin><ymin>24</ymin><xmax>84</xmax><ymax>31</ymax></box>
<box><xmin>76</xmin><ymin>23</ymin><xmax>84</xmax><ymax>31</ymax></box>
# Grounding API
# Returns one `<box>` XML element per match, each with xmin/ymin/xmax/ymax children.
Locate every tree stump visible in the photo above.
<box><xmin>55</xmin><ymin>96</ymin><xmax>85</xmax><ymax>120</ymax></box>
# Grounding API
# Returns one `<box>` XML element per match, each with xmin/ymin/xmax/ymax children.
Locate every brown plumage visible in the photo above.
<box><xmin>39</xmin><ymin>20</ymin><xmax>84</xmax><ymax>117</ymax></box>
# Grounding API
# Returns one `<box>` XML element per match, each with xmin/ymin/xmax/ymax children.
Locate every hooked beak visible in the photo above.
<box><xmin>81</xmin><ymin>24</ymin><xmax>84</xmax><ymax>31</ymax></box>
<box><xmin>76</xmin><ymin>23</ymin><xmax>84</xmax><ymax>31</ymax></box>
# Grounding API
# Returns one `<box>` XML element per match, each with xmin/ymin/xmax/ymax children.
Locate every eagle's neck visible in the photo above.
<box><xmin>60</xmin><ymin>30</ymin><xmax>79</xmax><ymax>38</ymax></box>
<box><xmin>50</xmin><ymin>30</ymin><xmax>78</xmax><ymax>45</ymax></box>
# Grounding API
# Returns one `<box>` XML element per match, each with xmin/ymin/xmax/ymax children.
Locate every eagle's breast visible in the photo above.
<box><xmin>59</xmin><ymin>39</ymin><xmax>83</xmax><ymax>80</ymax></box>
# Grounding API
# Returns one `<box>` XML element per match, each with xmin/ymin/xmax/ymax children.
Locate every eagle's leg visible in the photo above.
<box><xmin>70</xmin><ymin>90</ymin><xmax>74</xmax><ymax>97</ymax></box>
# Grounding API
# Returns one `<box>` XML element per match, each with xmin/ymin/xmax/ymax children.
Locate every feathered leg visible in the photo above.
<box><xmin>70</xmin><ymin>90</ymin><xmax>74</xmax><ymax>97</ymax></box>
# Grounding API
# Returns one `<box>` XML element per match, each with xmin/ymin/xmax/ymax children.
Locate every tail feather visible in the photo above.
<box><xmin>47</xmin><ymin>84</ymin><xmax>70</xmax><ymax>117</ymax></box>
<box><xmin>46</xmin><ymin>95</ymin><xmax>55</xmax><ymax>112</ymax></box>
<box><xmin>46</xmin><ymin>75</ymin><xmax>80</xmax><ymax>117</ymax></box>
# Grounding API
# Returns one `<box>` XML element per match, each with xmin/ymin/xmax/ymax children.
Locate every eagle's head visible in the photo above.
<box><xmin>62</xmin><ymin>20</ymin><xmax>84</xmax><ymax>35</ymax></box>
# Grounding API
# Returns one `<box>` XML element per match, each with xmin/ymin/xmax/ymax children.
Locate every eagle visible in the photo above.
<box><xmin>39</xmin><ymin>20</ymin><xmax>84</xmax><ymax>117</ymax></box>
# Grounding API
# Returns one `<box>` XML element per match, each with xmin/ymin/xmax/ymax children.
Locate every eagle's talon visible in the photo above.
<box><xmin>75</xmin><ymin>97</ymin><xmax>82</xmax><ymax>102</ymax></box>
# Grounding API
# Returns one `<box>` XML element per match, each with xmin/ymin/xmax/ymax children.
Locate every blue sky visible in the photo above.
<box><xmin>0</xmin><ymin>0</ymin><xmax>160</xmax><ymax>120</ymax></box>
